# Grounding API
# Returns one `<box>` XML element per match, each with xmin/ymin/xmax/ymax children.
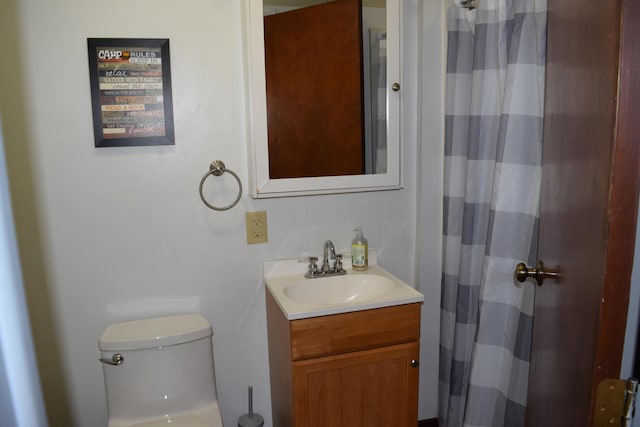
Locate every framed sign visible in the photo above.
<box><xmin>87</xmin><ymin>38</ymin><xmax>175</xmax><ymax>147</ymax></box>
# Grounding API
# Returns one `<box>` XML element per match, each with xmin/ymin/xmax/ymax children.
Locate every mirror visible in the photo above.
<box><xmin>244</xmin><ymin>0</ymin><xmax>401</xmax><ymax>198</ymax></box>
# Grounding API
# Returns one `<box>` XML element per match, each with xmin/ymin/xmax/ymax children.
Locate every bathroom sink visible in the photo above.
<box><xmin>264</xmin><ymin>252</ymin><xmax>424</xmax><ymax>320</ymax></box>
<box><xmin>283</xmin><ymin>274</ymin><xmax>397</xmax><ymax>304</ymax></box>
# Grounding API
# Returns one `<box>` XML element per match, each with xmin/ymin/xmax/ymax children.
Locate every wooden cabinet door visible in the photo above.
<box><xmin>292</xmin><ymin>342</ymin><xmax>419</xmax><ymax>427</ymax></box>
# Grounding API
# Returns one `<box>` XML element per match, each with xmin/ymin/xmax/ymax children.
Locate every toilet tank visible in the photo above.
<box><xmin>99</xmin><ymin>314</ymin><xmax>218</xmax><ymax>422</ymax></box>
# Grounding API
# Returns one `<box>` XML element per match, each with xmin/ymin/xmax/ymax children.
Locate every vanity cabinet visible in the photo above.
<box><xmin>266</xmin><ymin>290</ymin><xmax>421</xmax><ymax>427</ymax></box>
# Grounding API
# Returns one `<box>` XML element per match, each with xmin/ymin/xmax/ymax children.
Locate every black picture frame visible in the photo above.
<box><xmin>87</xmin><ymin>38</ymin><xmax>175</xmax><ymax>147</ymax></box>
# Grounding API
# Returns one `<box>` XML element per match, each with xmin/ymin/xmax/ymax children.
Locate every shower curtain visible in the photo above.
<box><xmin>439</xmin><ymin>0</ymin><xmax>547</xmax><ymax>426</ymax></box>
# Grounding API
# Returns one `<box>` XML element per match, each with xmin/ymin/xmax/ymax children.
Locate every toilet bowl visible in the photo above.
<box><xmin>99</xmin><ymin>313</ymin><xmax>223</xmax><ymax>427</ymax></box>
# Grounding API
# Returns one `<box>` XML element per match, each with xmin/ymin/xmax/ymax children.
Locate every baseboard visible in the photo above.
<box><xmin>418</xmin><ymin>418</ymin><xmax>439</xmax><ymax>427</ymax></box>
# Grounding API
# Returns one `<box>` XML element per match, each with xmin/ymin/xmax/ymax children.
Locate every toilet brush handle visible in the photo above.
<box><xmin>238</xmin><ymin>386</ymin><xmax>264</xmax><ymax>427</ymax></box>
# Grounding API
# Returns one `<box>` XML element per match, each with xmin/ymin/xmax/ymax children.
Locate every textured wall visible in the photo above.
<box><xmin>1</xmin><ymin>0</ymin><xmax>444</xmax><ymax>425</ymax></box>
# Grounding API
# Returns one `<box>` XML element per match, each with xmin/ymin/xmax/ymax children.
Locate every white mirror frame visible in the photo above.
<box><xmin>243</xmin><ymin>0</ymin><xmax>402</xmax><ymax>198</ymax></box>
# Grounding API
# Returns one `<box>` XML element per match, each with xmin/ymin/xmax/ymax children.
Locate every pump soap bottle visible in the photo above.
<box><xmin>351</xmin><ymin>227</ymin><xmax>369</xmax><ymax>271</ymax></box>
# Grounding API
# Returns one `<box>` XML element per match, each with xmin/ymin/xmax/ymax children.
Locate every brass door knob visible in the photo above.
<box><xmin>515</xmin><ymin>261</ymin><xmax>559</xmax><ymax>286</ymax></box>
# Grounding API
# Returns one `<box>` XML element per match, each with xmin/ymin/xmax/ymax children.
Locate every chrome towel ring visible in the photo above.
<box><xmin>199</xmin><ymin>160</ymin><xmax>242</xmax><ymax>211</ymax></box>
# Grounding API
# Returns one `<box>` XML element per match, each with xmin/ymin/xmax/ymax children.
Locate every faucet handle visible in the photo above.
<box><xmin>335</xmin><ymin>254</ymin><xmax>344</xmax><ymax>273</ymax></box>
<box><xmin>307</xmin><ymin>256</ymin><xmax>318</xmax><ymax>272</ymax></box>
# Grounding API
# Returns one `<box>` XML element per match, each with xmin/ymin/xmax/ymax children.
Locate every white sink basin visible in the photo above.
<box><xmin>284</xmin><ymin>274</ymin><xmax>397</xmax><ymax>304</ymax></box>
<box><xmin>264</xmin><ymin>252</ymin><xmax>424</xmax><ymax>320</ymax></box>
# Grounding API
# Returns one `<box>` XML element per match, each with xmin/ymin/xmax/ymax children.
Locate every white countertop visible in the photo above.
<box><xmin>264</xmin><ymin>253</ymin><xmax>424</xmax><ymax>320</ymax></box>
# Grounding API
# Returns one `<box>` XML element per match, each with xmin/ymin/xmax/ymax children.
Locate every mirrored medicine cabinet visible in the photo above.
<box><xmin>243</xmin><ymin>0</ymin><xmax>402</xmax><ymax>198</ymax></box>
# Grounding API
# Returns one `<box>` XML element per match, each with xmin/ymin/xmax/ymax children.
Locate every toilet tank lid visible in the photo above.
<box><xmin>99</xmin><ymin>313</ymin><xmax>213</xmax><ymax>351</ymax></box>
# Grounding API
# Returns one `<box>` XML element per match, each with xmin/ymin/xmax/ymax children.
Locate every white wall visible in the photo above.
<box><xmin>2</xmin><ymin>0</ymin><xmax>444</xmax><ymax>425</ymax></box>
<box><xmin>0</xmin><ymin>119</ymin><xmax>48</xmax><ymax>427</ymax></box>
<box><xmin>416</xmin><ymin>0</ymin><xmax>446</xmax><ymax>419</ymax></box>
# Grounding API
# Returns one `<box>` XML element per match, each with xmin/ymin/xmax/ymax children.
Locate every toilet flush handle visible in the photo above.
<box><xmin>99</xmin><ymin>353</ymin><xmax>124</xmax><ymax>366</ymax></box>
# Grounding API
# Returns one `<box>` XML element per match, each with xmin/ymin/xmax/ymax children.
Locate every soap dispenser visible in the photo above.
<box><xmin>351</xmin><ymin>227</ymin><xmax>368</xmax><ymax>271</ymax></box>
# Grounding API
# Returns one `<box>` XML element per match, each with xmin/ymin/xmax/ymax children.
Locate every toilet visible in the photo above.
<box><xmin>98</xmin><ymin>313</ymin><xmax>224</xmax><ymax>427</ymax></box>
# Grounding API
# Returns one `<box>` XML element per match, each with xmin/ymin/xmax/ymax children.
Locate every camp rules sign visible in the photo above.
<box><xmin>87</xmin><ymin>38</ymin><xmax>175</xmax><ymax>147</ymax></box>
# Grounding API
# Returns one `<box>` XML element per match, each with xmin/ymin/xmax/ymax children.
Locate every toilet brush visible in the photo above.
<box><xmin>238</xmin><ymin>386</ymin><xmax>264</xmax><ymax>427</ymax></box>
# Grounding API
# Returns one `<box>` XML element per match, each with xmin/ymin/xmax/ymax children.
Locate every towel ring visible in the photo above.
<box><xmin>199</xmin><ymin>160</ymin><xmax>242</xmax><ymax>211</ymax></box>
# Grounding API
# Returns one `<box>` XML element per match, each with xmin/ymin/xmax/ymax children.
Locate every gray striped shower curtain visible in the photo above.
<box><xmin>439</xmin><ymin>0</ymin><xmax>547</xmax><ymax>426</ymax></box>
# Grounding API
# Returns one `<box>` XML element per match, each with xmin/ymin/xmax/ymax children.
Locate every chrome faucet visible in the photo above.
<box><xmin>304</xmin><ymin>240</ymin><xmax>346</xmax><ymax>278</ymax></box>
<box><xmin>322</xmin><ymin>240</ymin><xmax>336</xmax><ymax>272</ymax></box>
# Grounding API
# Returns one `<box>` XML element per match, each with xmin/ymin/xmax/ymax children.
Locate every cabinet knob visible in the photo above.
<box><xmin>410</xmin><ymin>359</ymin><xmax>419</xmax><ymax>368</ymax></box>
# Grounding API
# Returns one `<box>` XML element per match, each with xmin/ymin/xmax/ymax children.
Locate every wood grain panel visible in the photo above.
<box><xmin>266</xmin><ymin>289</ymin><xmax>421</xmax><ymax>426</ymax></box>
<box><xmin>290</xmin><ymin>303</ymin><xmax>421</xmax><ymax>360</ymax></box>
<box><xmin>527</xmin><ymin>0</ymin><xmax>621</xmax><ymax>423</ymax></box>
<box><xmin>526</xmin><ymin>0</ymin><xmax>640</xmax><ymax>424</ymax></box>
<box><xmin>266</xmin><ymin>290</ymin><xmax>294</xmax><ymax>426</ymax></box>
<box><xmin>590</xmin><ymin>0</ymin><xmax>640</xmax><ymax>418</ymax></box>
<box><xmin>263</xmin><ymin>0</ymin><xmax>365</xmax><ymax>179</ymax></box>
<box><xmin>292</xmin><ymin>342</ymin><xmax>419</xmax><ymax>427</ymax></box>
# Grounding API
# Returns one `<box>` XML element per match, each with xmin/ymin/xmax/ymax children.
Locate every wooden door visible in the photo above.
<box><xmin>263</xmin><ymin>0</ymin><xmax>365</xmax><ymax>179</ymax></box>
<box><xmin>526</xmin><ymin>0</ymin><xmax>640</xmax><ymax>425</ymax></box>
<box><xmin>292</xmin><ymin>342</ymin><xmax>419</xmax><ymax>427</ymax></box>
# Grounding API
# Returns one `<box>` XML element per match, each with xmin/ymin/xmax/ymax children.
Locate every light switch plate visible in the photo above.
<box><xmin>246</xmin><ymin>211</ymin><xmax>268</xmax><ymax>244</ymax></box>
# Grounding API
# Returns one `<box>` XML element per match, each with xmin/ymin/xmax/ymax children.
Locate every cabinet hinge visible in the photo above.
<box><xmin>594</xmin><ymin>378</ymin><xmax>638</xmax><ymax>426</ymax></box>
